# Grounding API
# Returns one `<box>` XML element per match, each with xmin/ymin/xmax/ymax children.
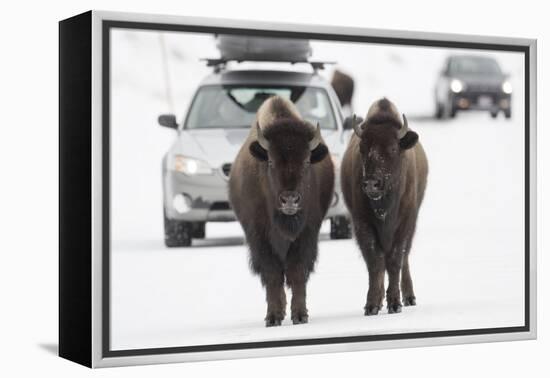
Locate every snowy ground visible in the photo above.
<box><xmin>110</xmin><ymin>113</ymin><xmax>525</xmax><ymax>351</ymax></box>
<box><xmin>110</xmin><ymin>30</ymin><xmax>526</xmax><ymax>351</ymax></box>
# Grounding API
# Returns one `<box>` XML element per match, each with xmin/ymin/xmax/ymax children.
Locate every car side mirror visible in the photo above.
<box><xmin>158</xmin><ymin>114</ymin><xmax>178</xmax><ymax>129</ymax></box>
<box><xmin>343</xmin><ymin>115</ymin><xmax>363</xmax><ymax>131</ymax></box>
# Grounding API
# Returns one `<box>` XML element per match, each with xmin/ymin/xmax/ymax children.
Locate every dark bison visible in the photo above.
<box><xmin>341</xmin><ymin>98</ymin><xmax>428</xmax><ymax>315</ymax></box>
<box><xmin>229</xmin><ymin>96</ymin><xmax>334</xmax><ymax>327</ymax></box>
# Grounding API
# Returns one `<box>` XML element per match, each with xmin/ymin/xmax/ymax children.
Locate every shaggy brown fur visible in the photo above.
<box><xmin>341</xmin><ymin>98</ymin><xmax>428</xmax><ymax>315</ymax></box>
<box><xmin>229</xmin><ymin>96</ymin><xmax>334</xmax><ymax>326</ymax></box>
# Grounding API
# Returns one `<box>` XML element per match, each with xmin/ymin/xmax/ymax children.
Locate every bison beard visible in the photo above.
<box><xmin>273</xmin><ymin>211</ymin><xmax>306</xmax><ymax>241</ymax></box>
<box><xmin>229</xmin><ymin>96</ymin><xmax>334</xmax><ymax>327</ymax></box>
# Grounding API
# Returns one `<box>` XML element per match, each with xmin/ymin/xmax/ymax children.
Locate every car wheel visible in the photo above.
<box><xmin>504</xmin><ymin>109</ymin><xmax>512</xmax><ymax>119</ymax></box>
<box><xmin>191</xmin><ymin>222</ymin><xmax>206</xmax><ymax>239</ymax></box>
<box><xmin>490</xmin><ymin>110</ymin><xmax>498</xmax><ymax>118</ymax></box>
<box><xmin>449</xmin><ymin>106</ymin><xmax>457</xmax><ymax>118</ymax></box>
<box><xmin>330</xmin><ymin>216</ymin><xmax>352</xmax><ymax>239</ymax></box>
<box><xmin>164</xmin><ymin>213</ymin><xmax>192</xmax><ymax>247</ymax></box>
<box><xmin>435</xmin><ymin>103</ymin><xmax>444</xmax><ymax>119</ymax></box>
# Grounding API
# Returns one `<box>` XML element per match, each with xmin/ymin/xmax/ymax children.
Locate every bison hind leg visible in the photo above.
<box><xmin>387</xmin><ymin>302</ymin><xmax>403</xmax><ymax>314</ymax></box>
<box><xmin>403</xmin><ymin>296</ymin><xmax>416</xmax><ymax>306</ymax></box>
<box><xmin>401</xmin><ymin>251</ymin><xmax>416</xmax><ymax>307</ymax></box>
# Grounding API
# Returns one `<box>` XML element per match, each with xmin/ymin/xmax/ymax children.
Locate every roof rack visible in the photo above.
<box><xmin>201</xmin><ymin>58</ymin><xmax>335</xmax><ymax>73</ymax></box>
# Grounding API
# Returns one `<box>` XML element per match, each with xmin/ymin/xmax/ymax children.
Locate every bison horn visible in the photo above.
<box><xmin>352</xmin><ymin>114</ymin><xmax>363</xmax><ymax>138</ymax></box>
<box><xmin>256</xmin><ymin>122</ymin><xmax>270</xmax><ymax>150</ymax></box>
<box><xmin>309</xmin><ymin>122</ymin><xmax>322</xmax><ymax>151</ymax></box>
<box><xmin>397</xmin><ymin>113</ymin><xmax>409</xmax><ymax>139</ymax></box>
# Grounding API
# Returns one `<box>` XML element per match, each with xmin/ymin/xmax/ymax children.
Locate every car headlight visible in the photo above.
<box><xmin>173</xmin><ymin>155</ymin><xmax>213</xmax><ymax>175</ymax></box>
<box><xmin>502</xmin><ymin>80</ymin><xmax>513</xmax><ymax>94</ymax></box>
<box><xmin>450</xmin><ymin>79</ymin><xmax>464</xmax><ymax>93</ymax></box>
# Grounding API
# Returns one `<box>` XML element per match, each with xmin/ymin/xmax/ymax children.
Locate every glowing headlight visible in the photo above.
<box><xmin>502</xmin><ymin>81</ymin><xmax>513</xmax><ymax>94</ymax></box>
<box><xmin>173</xmin><ymin>155</ymin><xmax>213</xmax><ymax>175</ymax></box>
<box><xmin>173</xmin><ymin>193</ymin><xmax>192</xmax><ymax>214</ymax></box>
<box><xmin>450</xmin><ymin>79</ymin><xmax>464</xmax><ymax>93</ymax></box>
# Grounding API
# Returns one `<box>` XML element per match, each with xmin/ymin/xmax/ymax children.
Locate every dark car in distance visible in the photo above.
<box><xmin>435</xmin><ymin>55</ymin><xmax>512</xmax><ymax>119</ymax></box>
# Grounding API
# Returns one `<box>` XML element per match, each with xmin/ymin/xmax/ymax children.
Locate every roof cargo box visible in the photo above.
<box><xmin>216</xmin><ymin>35</ymin><xmax>312</xmax><ymax>62</ymax></box>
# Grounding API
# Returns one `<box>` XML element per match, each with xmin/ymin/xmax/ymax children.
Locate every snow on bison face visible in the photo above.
<box><xmin>352</xmin><ymin>99</ymin><xmax>418</xmax><ymax>206</ymax></box>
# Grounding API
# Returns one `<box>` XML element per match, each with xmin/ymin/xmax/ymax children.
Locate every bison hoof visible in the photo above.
<box><xmin>387</xmin><ymin>303</ymin><xmax>402</xmax><ymax>314</ymax></box>
<box><xmin>364</xmin><ymin>305</ymin><xmax>381</xmax><ymax>316</ymax></box>
<box><xmin>291</xmin><ymin>313</ymin><xmax>309</xmax><ymax>325</ymax></box>
<box><xmin>265</xmin><ymin>316</ymin><xmax>283</xmax><ymax>327</ymax></box>
<box><xmin>264</xmin><ymin>311</ymin><xmax>284</xmax><ymax>327</ymax></box>
<box><xmin>403</xmin><ymin>296</ymin><xmax>416</xmax><ymax>306</ymax></box>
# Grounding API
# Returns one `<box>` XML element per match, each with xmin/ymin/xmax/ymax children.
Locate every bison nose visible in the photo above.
<box><xmin>362</xmin><ymin>175</ymin><xmax>385</xmax><ymax>200</ymax></box>
<box><xmin>279</xmin><ymin>191</ymin><xmax>302</xmax><ymax>207</ymax></box>
<box><xmin>363</xmin><ymin>175</ymin><xmax>383</xmax><ymax>192</ymax></box>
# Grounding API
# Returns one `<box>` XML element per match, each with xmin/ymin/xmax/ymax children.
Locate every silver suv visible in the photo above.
<box><xmin>158</xmin><ymin>67</ymin><xmax>352</xmax><ymax>247</ymax></box>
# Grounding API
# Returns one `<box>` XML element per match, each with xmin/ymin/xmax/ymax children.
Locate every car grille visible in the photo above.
<box><xmin>467</xmin><ymin>83</ymin><xmax>500</xmax><ymax>93</ymax></box>
<box><xmin>210</xmin><ymin>201</ymin><xmax>232</xmax><ymax>211</ymax></box>
<box><xmin>221</xmin><ymin>163</ymin><xmax>232</xmax><ymax>178</ymax></box>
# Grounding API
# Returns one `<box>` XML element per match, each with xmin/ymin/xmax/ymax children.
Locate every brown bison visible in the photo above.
<box><xmin>229</xmin><ymin>96</ymin><xmax>334</xmax><ymax>327</ymax></box>
<box><xmin>331</xmin><ymin>69</ymin><xmax>355</xmax><ymax>108</ymax></box>
<box><xmin>341</xmin><ymin>98</ymin><xmax>428</xmax><ymax>315</ymax></box>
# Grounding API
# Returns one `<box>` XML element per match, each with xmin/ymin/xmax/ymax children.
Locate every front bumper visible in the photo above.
<box><xmin>163</xmin><ymin>168</ymin><xmax>235</xmax><ymax>222</ymax></box>
<box><xmin>163</xmin><ymin>167</ymin><xmax>348</xmax><ymax>222</ymax></box>
<box><xmin>451</xmin><ymin>91</ymin><xmax>511</xmax><ymax>111</ymax></box>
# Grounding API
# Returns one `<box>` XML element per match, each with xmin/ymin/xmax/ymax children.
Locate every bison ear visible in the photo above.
<box><xmin>310</xmin><ymin>143</ymin><xmax>329</xmax><ymax>164</ymax></box>
<box><xmin>249</xmin><ymin>141</ymin><xmax>268</xmax><ymax>161</ymax></box>
<box><xmin>399</xmin><ymin>131</ymin><xmax>418</xmax><ymax>150</ymax></box>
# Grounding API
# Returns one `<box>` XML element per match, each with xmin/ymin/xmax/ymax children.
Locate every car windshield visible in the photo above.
<box><xmin>450</xmin><ymin>57</ymin><xmax>502</xmax><ymax>75</ymax></box>
<box><xmin>185</xmin><ymin>85</ymin><xmax>337</xmax><ymax>130</ymax></box>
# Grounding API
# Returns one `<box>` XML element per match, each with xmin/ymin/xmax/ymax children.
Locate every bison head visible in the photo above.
<box><xmin>352</xmin><ymin>99</ymin><xmax>418</xmax><ymax>214</ymax></box>
<box><xmin>249</xmin><ymin>118</ymin><xmax>328</xmax><ymax>219</ymax></box>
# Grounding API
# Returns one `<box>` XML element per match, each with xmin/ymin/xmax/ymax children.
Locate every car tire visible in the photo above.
<box><xmin>191</xmin><ymin>222</ymin><xmax>206</xmax><ymax>239</ymax></box>
<box><xmin>504</xmin><ymin>109</ymin><xmax>512</xmax><ymax>119</ymax></box>
<box><xmin>330</xmin><ymin>216</ymin><xmax>352</xmax><ymax>239</ymax></box>
<box><xmin>435</xmin><ymin>103</ymin><xmax>444</xmax><ymax>119</ymax></box>
<box><xmin>490</xmin><ymin>110</ymin><xmax>498</xmax><ymax>119</ymax></box>
<box><xmin>164</xmin><ymin>213</ymin><xmax>192</xmax><ymax>247</ymax></box>
<box><xmin>449</xmin><ymin>106</ymin><xmax>457</xmax><ymax>118</ymax></box>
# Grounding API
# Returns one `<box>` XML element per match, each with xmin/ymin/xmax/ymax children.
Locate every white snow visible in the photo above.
<box><xmin>109</xmin><ymin>30</ymin><xmax>526</xmax><ymax>351</ymax></box>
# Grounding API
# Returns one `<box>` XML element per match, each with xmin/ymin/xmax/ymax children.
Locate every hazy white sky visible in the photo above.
<box><xmin>112</xmin><ymin>28</ymin><xmax>524</xmax><ymax>118</ymax></box>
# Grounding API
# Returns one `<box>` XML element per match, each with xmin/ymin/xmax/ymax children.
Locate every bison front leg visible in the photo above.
<box><xmin>248</xmin><ymin>233</ymin><xmax>286</xmax><ymax>327</ymax></box>
<box><xmin>356</xmin><ymin>224</ymin><xmax>385</xmax><ymax>315</ymax></box>
<box><xmin>364</xmin><ymin>252</ymin><xmax>386</xmax><ymax>315</ymax></box>
<box><xmin>285</xmin><ymin>234</ymin><xmax>317</xmax><ymax>325</ymax></box>
<box><xmin>385</xmin><ymin>249</ymin><xmax>404</xmax><ymax>313</ymax></box>
<box><xmin>286</xmin><ymin>263</ymin><xmax>309</xmax><ymax>325</ymax></box>
<box><xmin>261</xmin><ymin>269</ymin><xmax>286</xmax><ymax>327</ymax></box>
